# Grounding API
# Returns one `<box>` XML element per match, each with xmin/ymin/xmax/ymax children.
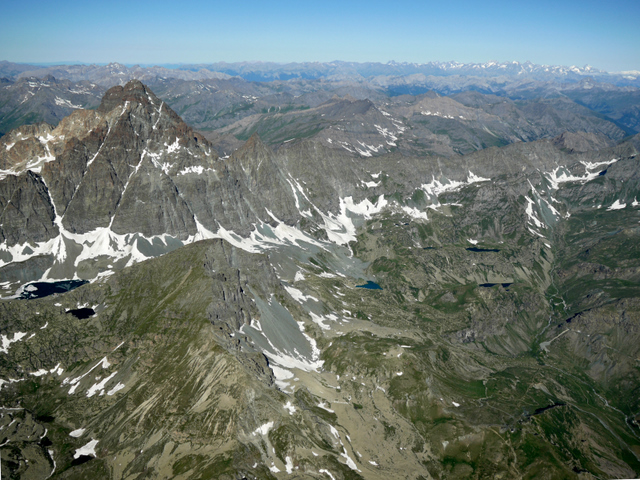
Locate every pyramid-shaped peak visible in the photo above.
<box><xmin>239</xmin><ymin>133</ymin><xmax>271</xmax><ymax>154</ymax></box>
<box><xmin>244</xmin><ymin>132</ymin><xmax>265</xmax><ymax>149</ymax></box>
<box><xmin>97</xmin><ymin>80</ymin><xmax>160</xmax><ymax>113</ymax></box>
<box><xmin>230</xmin><ymin>133</ymin><xmax>274</xmax><ymax>164</ymax></box>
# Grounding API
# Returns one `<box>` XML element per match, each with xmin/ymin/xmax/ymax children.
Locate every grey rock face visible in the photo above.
<box><xmin>0</xmin><ymin>81</ymin><xmax>303</xmax><ymax>287</ymax></box>
<box><xmin>0</xmin><ymin>171</ymin><xmax>57</xmax><ymax>245</ymax></box>
<box><xmin>0</xmin><ymin>79</ymin><xmax>637</xmax><ymax>293</ymax></box>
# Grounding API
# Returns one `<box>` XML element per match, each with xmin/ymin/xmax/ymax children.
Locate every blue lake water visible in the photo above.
<box><xmin>66</xmin><ymin>307</ymin><xmax>96</xmax><ymax>319</ymax></box>
<box><xmin>20</xmin><ymin>280</ymin><xmax>89</xmax><ymax>300</ymax></box>
<box><xmin>479</xmin><ymin>283</ymin><xmax>513</xmax><ymax>289</ymax></box>
<box><xmin>466</xmin><ymin>247</ymin><xmax>500</xmax><ymax>253</ymax></box>
<box><xmin>356</xmin><ymin>281</ymin><xmax>383</xmax><ymax>290</ymax></box>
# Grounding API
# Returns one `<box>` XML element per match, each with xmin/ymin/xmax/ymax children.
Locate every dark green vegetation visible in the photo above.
<box><xmin>322</xmin><ymin>198</ymin><xmax>640</xmax><ymax>478</ymax></box>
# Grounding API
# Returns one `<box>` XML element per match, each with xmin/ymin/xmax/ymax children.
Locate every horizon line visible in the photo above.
<box><xmin>1</xmin><ymin>59</ymin><xmax>621</xmax><ymax>71</ymax></box>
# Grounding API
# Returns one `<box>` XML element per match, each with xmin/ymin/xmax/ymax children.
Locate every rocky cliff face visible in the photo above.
<box><xmin>0</xmin><ymin>81</ymin><xmax>306</xmax><ymax>289</ymax></box>
<box><xmin>0</xmin><ymin>81</ymin><xmax>639</xmax><ymax>479</ymax></box>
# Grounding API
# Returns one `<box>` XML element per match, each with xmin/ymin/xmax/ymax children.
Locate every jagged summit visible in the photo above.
<box><xmin>97</xmin><ymin>79</ymin><xmax>151</xmax><ymax>112</ymax></box>
<box><xmin>0</xmin><ymin>81</ymin><xmax>303</xmax><ymax>284</ymax></box>
<box><xmin>97</xmin><ymin>80</ymin><xmax>176</xmax><ymax>118</ymax></box>
<box><xmin>0</xmin><ymin>82</ymin><xmax>222</xmax><ymax>279</ymax></box>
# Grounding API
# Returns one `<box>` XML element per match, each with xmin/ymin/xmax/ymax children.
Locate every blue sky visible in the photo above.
<box><xmin>1</xmin><ymin>0</ymin><xmax>639</xmax><ymax>72</ymax></box>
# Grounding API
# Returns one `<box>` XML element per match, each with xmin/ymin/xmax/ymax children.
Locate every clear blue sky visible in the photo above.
<box><xmin>1</xmin><ymin>0</ymin><xmax>639</xmax><ymax>72</ymax></box>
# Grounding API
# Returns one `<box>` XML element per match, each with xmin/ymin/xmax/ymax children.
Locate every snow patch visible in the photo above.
<box><xmin>309</xmin><ymin>312</ymin><xmax>338</xmax><ymax>331</ymax></box>
<box><xmin>284</xmin><ymin>285</ymin><xmax>318</xmax><ymax>304</ymax></box>
<box><xmin>341</xmin><ymin>447</ymin><xmax>361</xmax><ymax>471</ymax></box>
<box><xmin>546</xmin><ymin>159</ymin><xmax>617</xmax><ymax>189</ymax></box>
<box><xmin>86</xmin><ymin>371</ymin><xmax>117</xmax><ymax>397</ymax></box>
<box><xmin>64</xmin><ymin>357</ymin><xmax>111</xmax><ymax>395</ymax></box>
<box><xmin>252</xmin><ymin>421</ymin><xmax>274</xmax><ymax>436</ymax></box>
<box><xmin>0</xmin><ymin>378</ymin><xmax>23</xmax><ymax>390</ymax></box>
<box><xmin>607</xmin><ymin>200</ymin><xmax>626</xmax><ymax>211</ymax></box>
<box><xmin>374</xmin><ymin>124</ymin><xmax>398</xmax><ymax>146</ymax></box>
<box><xmin>421</xmin><ymin>110</ymin><xmax>455</xmax><ymax>119</ymax></box>
<box><xmin>317</xmin><ymin>402</ymin><xmax>335</xmax><ymax>413</ymax></box>
<box><xmin>421</xmin><ymin>176</ymin><xmax>465</xmax><ymax>203</ymax></box>
<box><xmin>525</xmin><ymin>196</ymin><xmax>545</xmax><ymax>228</ymax></box>
<box><xmin>164</xmin><ymin>139</ymin><xmax>180</xmax><ymax>153</ymax></box>
<box><xmin>318</xmin><ymin>272</ymin><xmax>336</xmax><ymax>278</ymax></box>
<box><xmin>30</xmin><ymin>363</ymin><xmax>61</xmax><ymax>377</ymax></box>
<box><xmin>210</xmin><ymin>214</ymin><xmax>326</xmax><ymax>254</ymax></box>
<box><xmin>54</xmin><ymin>97</ymin><xmax>83</xmax><ymax>109</ymax></box>
<box><xmin>319</xmin><ymin>469</ymin><xmax>336</xmax><ymax>480</ymax></box>
<box><xmin>0</xmin><ymin>331</ymin><xmax>28</xmax><ymax>353</ymax></box>
<box><xmin>284</xmin><ymin>401</ymin><xmax>296</xmax><ymax>415</ymax></box>
<box><xmin>401</xmin><ymin>206</ymin><xmax>428</xmax><ymax>220</ymax></box>
<box><xmin>271</xmin><ymin>365</ymin><xmax>294</xmax><ymax>390</ymax></box>
<box><xmin>74</xmin><ymin>439</ymin><xmax>98</xmax><ymax>459</ymax></box>
<box><xmin>177</xmin><ymin>165</ymin><xmax>211</xmax><ymax>175</ymax></box>
<box><xmin>467</xmin><ymin>171</ymin><xmax>490</xmax><ymax>183</ymax></box>
<box><xmin>107</xmin><ymin>383</ymin><xmax>125</xmax><ymax>396</ymax></box>
<box><xmin>285</xmin><ymin>456</ymin><xmax>294</xmax><ymax>473</ymax></box>
<box><xmin>362</xmin><ymin>180</ymin><xmax>380</xmax><ymax>188</ymax></box>
<box><xmin>318</xmin><ymin>196</ymin><xmax>387</xmax><ymax>245</ymax></box>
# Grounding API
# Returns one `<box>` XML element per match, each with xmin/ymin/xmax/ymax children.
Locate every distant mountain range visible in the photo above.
<box><xmin>2</xmin><ymin>61</ymin><xmax>639</xmax><ymax>158</ymax></box>
<box><xmin>2</xmin><ymin>60</ymin><xmax>639</xmax><ymax>86</ymax></box>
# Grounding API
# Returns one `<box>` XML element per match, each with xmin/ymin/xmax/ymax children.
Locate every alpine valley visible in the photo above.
<box><xmin>0</xmin><ymin>61</ymin><xmax>639</xmax><ymax>480</ymax></box>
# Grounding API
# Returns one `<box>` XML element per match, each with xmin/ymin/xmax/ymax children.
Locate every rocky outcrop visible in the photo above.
<box><xmin>0</xmin><ymin>171</ymin><xmax>57</xmax><ymax>245</ymax></box>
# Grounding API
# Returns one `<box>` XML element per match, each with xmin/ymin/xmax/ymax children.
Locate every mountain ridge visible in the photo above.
<box><xmin>0</xmin><ymin>80</ymin><xmax>639</xmax><ymax>479</ymax></box>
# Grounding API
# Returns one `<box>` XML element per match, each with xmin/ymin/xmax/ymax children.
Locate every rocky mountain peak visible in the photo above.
<box><xmin>229</xmin><ymin>133</ymin><xmax>274</xmax><ymax>170</ymax></box>
<box><xmin>97</xmin><ymin>79</ymin><xmax>157</xmax><ymax>113</ymax></box>
<box><xmin>236</xmin><ymin>132</ymin><xmax>268</xmax><ymax>155</ymax></box>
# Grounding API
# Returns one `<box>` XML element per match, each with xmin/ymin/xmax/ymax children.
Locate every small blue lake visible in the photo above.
<box><xmin>66</xmin><ymin>307</ymin><xmax>96</xmax><ymax>319</ymax></box>
<box><xmin>466</xmin><ymin>247</ymin><xmax>500</xmax><ymax>253</ymax></box>
<box><xmin>356</xmin><ymin>281</ymin><xmax>383</xmax><ymax>290</ymax></box>
<box><xmin>479</xmin><ymin>282</ymin><xmax>513</xmax><ymax>289</ymax></box>
<box><xmin>20</xmin><ymin>280</ymin><xmax>89</xmax><ymax>300</ymax></box>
